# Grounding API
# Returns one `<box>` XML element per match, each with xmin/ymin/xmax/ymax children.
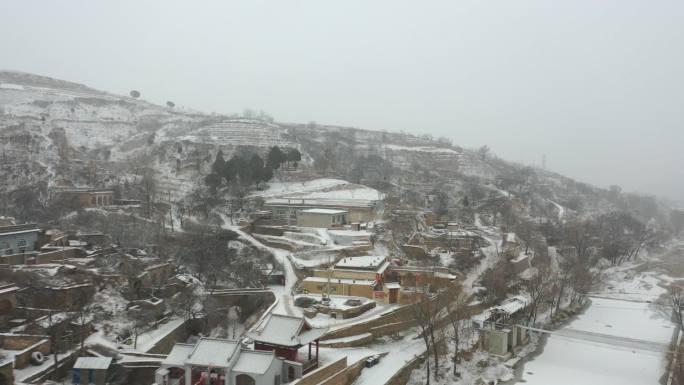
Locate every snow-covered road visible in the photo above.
<box><xmin>219</xmin><ymin>218</ymin><xmax>301</xmax><ymax>317</ymax></box>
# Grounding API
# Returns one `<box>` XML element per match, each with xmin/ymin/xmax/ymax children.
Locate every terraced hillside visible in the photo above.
<box><xmin>0</xmin><ymin>71</ymin><xmax>631</xmax><ymax>222</ymax></box>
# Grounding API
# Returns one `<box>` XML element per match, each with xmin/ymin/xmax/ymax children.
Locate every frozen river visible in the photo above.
<box><xmin>520</xmin><ymin>297</ymin><xmax>675</xmax><ymax>385</ymax></box>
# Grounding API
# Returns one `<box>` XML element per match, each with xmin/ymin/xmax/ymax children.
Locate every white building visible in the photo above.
<box><xmin>155</xmin><ymin>338</ymin><xmax>285</xmax><ymax>385</ymax></box>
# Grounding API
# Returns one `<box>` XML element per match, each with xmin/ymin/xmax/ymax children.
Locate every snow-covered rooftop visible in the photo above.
<box><xmin>73</xmin><ymin>356</ymin><xmax>112</xmax><ymax>370</ymax></box>
<box><xmin>186</xmin><ymin>338</ymin><xmax>239</xmax><ymax>367</ymax></box>
<box><xmin>265</xmin><ymin>197</ymin><xmax>376</xmax><ymax>209</ymax></box>
<box><xmin>162</xmin><ymin>343</ymin><xmax>195</xmax><ymax>367</ymax></box>
<box><xmin>304</xmin><ymin>276</ymin><xmax>376</xmax><ymax>286</ymax></box>
<box><xmin>249</xmin><ymin>314</ymin><xmax>327</xmax><ymax>347</ymax></box>
<box><xmin>300</xmin><ymin>208</ymin><xmax>348</xmax><ymax>215</ymax></box>
<box><xmin>232</xmin><ymin>350</ymin><xmax>277</xmax><ymax>375</ymax></box>
<box><xmin>335</xmin><ymin>256</ymin><xmax>387</xmax><ymax>270</ymax></box>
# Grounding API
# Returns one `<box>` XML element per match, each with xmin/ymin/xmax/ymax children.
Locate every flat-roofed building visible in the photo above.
<box><xmin>72</xmin><ymin>356</ymin><xmax>112</xmax><ymax>385</ymax></box>
<box><xmin>0</xmin><ymin>223</ymin><xmax>40</xmax><ymax>256</ymax></box>
<box><xmin>52</xmin><ymin>188</ymin><xmax>114</xmax><ymax>208</ymax></box>
<box><xmin>296</xmin><ymin>208</ymin><xmax>347</xmax><ymax>228</ymax></box>
<box><xmin>303</xmin><ymin>256</ymin><xmax>391</xmax><ymax>299</ymax></box>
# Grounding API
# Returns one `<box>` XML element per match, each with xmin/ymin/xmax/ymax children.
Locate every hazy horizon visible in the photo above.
<box><xmin>1</xmin><ymin>0</ymin><xmax>682</xmax><ymax>201</ymax></box>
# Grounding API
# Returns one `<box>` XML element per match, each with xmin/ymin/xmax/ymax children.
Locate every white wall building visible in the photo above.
<box><xmin>154</xmin><ymin>338</ymin><xmax>286</xmax><ymax>385</ymax></box>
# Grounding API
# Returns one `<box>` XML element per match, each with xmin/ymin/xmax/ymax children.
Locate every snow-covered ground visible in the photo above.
<box><xmin>219</xmin><ymin>218</ymin><xmax>304</xmax><ymax>321</ymax></box>
<box><xmin>353</xmin><ymin>334</ymin><xmax>428</xmax><ymax>385</ymax></box>
<box><xmin>548</xmin><ymin>200</ymin><xmax>566</xmax><ymax>221</ymax></box>
<box><xmin>385</xmin><ymin>144</ymin><xmax>459</xmax><ymax>155</ymax></box>
<box><xmin>520</xmin><ymin>274</ymin><xmax>674</xmax><ymax>385</ymax></box>
<box><xmin>250</xmin><ymin>178</ymin><xmax>350</xmax><ymax>199</ymax></box>
<box><xmin>133</xmin><ymin>317</ymin><xmax>186</xmax><ymax>352</ymax></box>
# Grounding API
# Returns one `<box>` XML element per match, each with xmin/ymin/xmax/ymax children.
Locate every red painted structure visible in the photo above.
<box><xmin>249</xmin><ymin>314</ymin><xmax>326</xmax><ymax>374</ymax></box>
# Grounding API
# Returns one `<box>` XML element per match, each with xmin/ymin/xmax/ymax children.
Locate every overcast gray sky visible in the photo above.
<box><xmin>1</xmin><ymin>1</ymin><xmax>683</xmax><ymax>200</ymax></box>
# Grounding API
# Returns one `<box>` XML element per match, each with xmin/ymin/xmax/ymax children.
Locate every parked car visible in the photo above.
<box><xmin>365</xmin><ymin>355</ymin><xmax>381</xmax><ymax>368</ymax></box>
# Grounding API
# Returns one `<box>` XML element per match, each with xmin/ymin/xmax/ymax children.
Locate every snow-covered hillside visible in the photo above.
<box><xmin>0</xmin><ymin>70</ymin><xmax>632</xmax><ymax>220</ymax></box>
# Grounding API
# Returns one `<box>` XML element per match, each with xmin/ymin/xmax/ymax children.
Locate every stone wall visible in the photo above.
<box><xmin>36</xmin><ymin>247</ymin><xmax>81</xmax><ymax>264</ymax></box>
<box><xmin>370</xmin><ymin>320</ymin><xmax>417</xmax><ymax>338</ymax></box>
<box><xmin>295</xmin><ymin>355</ymin><xmax>371</xmax><ymax>385</ymax></box>
<box><xmin>0</xmin><ymin>360</ymin><xmax>14</xmax><ymax>385</ymax></box>
<box><xmin>258</xmin><ymin>238</ymin><xmax>297</xmax><ymax>251</ymax></box>
<box><xmin>145</xmin><ymin>318</ymin><xmax>193</xmax><ymax>354</ymax></box>
<box><xmin>319</xmin><ymin>357</ymin><xmax>368</xmax><ymax>385</ymax></box>
<box><xmin>384</xmin><ymin>354</ymin><xmax>425</xmax><ymax>385</ymax></box>
<box><xmin>1</xmin><ymin>335</ymin><xmax>51</xmax><ymax>369</ymax></box>
<box><xmin>402</xmin><ymin>245</ymin><xmax>428</xmax><ymax>259</ymax></box>
<box><xmin>28</xmin><ymin>284</ymin><xmax>95</xmax><ymax>309</ymax></box>
<box><xmin>294</xmin><ymin>357</ymin><xmax>347</xmax><ymax>385</ymax></box>
<box><xmin>321</xmin><ymin>306</ymin><xmax>413</xmax><ymax>341</ymax></box>
<box><xmin>319</xmin><ymin>333</ymin><xmax>374</xmax><ymax>348</ymax></box>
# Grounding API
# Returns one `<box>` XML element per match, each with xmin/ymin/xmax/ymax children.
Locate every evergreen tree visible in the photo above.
<box><xmin>287</xmin><ymin>148</ymin><xmax>302</xmax><ymax>168</ymax></box>
<box><xmin>212</xmin><ymin>150</ymin><xmax>226</xmax><ymax>179</ymax></box>
<box><xmin>267</xmin><ymin>146</ymin><xmax>285</xmax><ymax>169</ymax></box>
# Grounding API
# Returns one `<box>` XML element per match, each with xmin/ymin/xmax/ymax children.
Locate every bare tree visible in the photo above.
<box><xmin>524</xmin><ymin>261</ymin><xmax>553</xmax><ymax>325</ymax></box>
<box><xmin>443</xmin><ymin>292</ymin><xmax>469</xmax><ymax>377</ymax></box>
<box><xmin>563</xmin><ymin>218</ymin><xmax>596</xmax><ymax>259</ymax></box>
<box><xmin>411</xmin><ymin>276</ymin><xmax>444</xmax><ymax>384</ymax></box>
<box><xmin>411</xmin><ymin>293</ymin><xmax>435</xmax><ymax>385</ymax></box>
<box><xmin>656</xmin><ymin>283</ymin><xmax>684</xmax><ymax>332</ymax></box>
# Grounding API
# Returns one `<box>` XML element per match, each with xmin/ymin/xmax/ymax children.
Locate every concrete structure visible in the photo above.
<box><xmin>72</xmin><ymin>356</ymin><xmax>112</xmax><ymax>385</ymax></box>
<box><xmin>248</xmin><ymin>314</ymin><xmax>327</xmax><ymax>378</ymax></box>
<box><xmin>0</xmin><ymin>223</ymin><xmax>40</xmax><ymax>256</ymax></box>
<box><xmin>296</xmin><ymin>209</ymin><xmax>347</xmax><ymax>228</ymax></box>
<box><xmin>155</xmin><ymin>338</ymin><xmax>285</xmax><ymax>385</ymax></box>
<box><xmin>474</xmin><ymin>296</ymin><xmax>529</xmax><ymax>357</ymax></box>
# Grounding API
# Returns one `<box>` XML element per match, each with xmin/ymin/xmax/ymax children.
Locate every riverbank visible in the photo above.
<box><xmin>502</xmin><ymin>299</ymin><xmax>592</xmax><ymax>385</ymax></box>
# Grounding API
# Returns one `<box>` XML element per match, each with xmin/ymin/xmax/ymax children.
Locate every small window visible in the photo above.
<box><xmin>17</xmin><ymin>239</ymin><xmax>27</xmax><ymax>253</ymax></box>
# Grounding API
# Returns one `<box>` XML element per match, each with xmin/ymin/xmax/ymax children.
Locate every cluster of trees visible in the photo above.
<box><xmin>410</xmin><ymin>278</ymin><xmax>472</xmax><ymax>383</ymax></box>
<box><xmin>555</xmin><ymin>212</ymin><xmax>653</xmax><ymax>266</ymax></box>
<box><xmin>205</xmin><ymin>146</ymin><xmax>301</xmax><ymax>192</ymax></box>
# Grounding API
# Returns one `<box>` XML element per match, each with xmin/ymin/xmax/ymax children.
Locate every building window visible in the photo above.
<box><xmin>0</xmin><ymin>241</ymin><xmax>10</xmax><ymax>255</ymax></box>
<box><xmin>16</xmin><ymin>239</ymin><xmax>27</xmax><ymax>254</ymax></box>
